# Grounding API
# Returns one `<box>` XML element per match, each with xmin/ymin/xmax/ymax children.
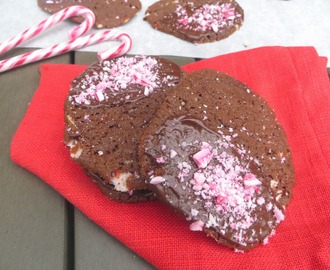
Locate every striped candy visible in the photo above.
<box><xmin>0</xmin><ymin>5</ymin><xmax>132</xmax><ymax>73</ymax></box>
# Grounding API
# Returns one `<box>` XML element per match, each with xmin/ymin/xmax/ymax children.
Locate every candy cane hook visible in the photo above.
<box><xmin>0</xmin><ymin>30</ymin><xmax>132</xmax><ymax>73</ymax></box>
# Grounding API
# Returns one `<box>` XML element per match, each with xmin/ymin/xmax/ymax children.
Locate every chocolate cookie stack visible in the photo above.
<box><xmin>64</xmin><ymin>58</ymin><xmax>295</xmax><ymax>251</ymax></box>
<box><xmin>64</xmin><ymin>55</ymin><xmax>184</xmax><ymax>202</ymax></box>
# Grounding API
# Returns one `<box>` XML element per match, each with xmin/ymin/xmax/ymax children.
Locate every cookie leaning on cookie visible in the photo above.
<box><xmin>64</xmin><ymin>55</ymin><xmax>184</xmax><ymax>203</ymax></box>
<box><xmin>138</xmin><ymin>69</ymin><xmax>295</xmax><ymax>251</ymax></box>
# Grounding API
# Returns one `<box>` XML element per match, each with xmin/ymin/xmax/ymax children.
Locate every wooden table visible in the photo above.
<box><xmin>0</xmin><ymin>49</ymin><xmax>195</xmax><ymax>270</ymax></box>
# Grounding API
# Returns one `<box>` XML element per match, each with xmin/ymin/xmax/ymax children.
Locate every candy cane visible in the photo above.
<box><xmin>0</xmin><ymin>30</ymin><xmax>132</xmax><ymax>73</ymax></box>
<box><xmin>97</xmin><ymin>31</ymin><xmax>132</xmax><ymax>60</ymax></box>
<box><xmin>0</xmin><ymin>6</ymin><xmax>132</xmax><ymax>73</ymax></box>
<box><xmin>0</xmin><ymin>6</ymin><xmax>95</xmax><ymax>56</ymax></box>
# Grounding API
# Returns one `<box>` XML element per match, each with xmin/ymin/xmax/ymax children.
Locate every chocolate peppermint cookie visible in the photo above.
<box><xmin>64</xmin><ymin>55</ymin><xmax>184</xmax><ymax>202</ymax></box>
<box><xmin>38</xmin><ymin>0</ymin><xmax>141</xmax><ymax>28</ymax></box>
<box><xmin>139</xmin><ymin>69</ymin><xmax>295</xmax><ymax>250</ymax></box>
<box><xmin>144</xmin><ymin>0</ymin><xmax>244</xmax><ymax>44</ymax></box>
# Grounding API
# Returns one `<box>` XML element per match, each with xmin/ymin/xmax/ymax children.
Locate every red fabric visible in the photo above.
<box><xmin>11</xmin><ymin>47</ymin><xmax>330</xmax><ymax>269</ymax></box>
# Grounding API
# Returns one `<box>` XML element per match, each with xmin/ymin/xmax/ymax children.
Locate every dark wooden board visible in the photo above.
<box><xmin>0</xmin><ymin>49</ymin><xmax>71</xmax><ymax>270</ymax></box>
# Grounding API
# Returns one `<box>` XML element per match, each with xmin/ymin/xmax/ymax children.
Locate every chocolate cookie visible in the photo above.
<box><xmin>38</xmin><ymin>0</ymin><xmax>141</xmax><ymax>28</ymax></box>
<box><xmin>64</xmin><ymin>55</ymin><xmax>184</xmax><ymax>202</ymax></box>
<box><xmin>144</xmin><ymin>0</ymin><xmax>244</xmax><ymax>44</ymax></box>
<box><xmin>139</xmin><ymin>69</ymin><xmax>295</xmax><ymax>250</ymax></box>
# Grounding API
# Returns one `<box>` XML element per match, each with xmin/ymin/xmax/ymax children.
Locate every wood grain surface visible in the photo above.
<box><xmin>0</xmin><ymin>48</ymin><xmax>70</xmax><ymax>270</ymax></box>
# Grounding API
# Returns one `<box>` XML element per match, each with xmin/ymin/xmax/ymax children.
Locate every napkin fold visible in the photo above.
<box><xmin>11</xmin><ymin>47</ymin><xmax>330</xmax><ymax>270</ymax></box>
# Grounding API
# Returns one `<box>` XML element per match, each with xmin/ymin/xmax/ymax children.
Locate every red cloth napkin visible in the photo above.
<box><xmin>11</xmin><ymin>47</ymin><xmax>330</xmax><ymax>269</ymax></box>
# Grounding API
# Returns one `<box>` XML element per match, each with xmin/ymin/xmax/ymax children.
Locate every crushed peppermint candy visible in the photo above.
<box><xmin>156</xmin><ymin>136</ymin><xmax>283</xmax><ymax>246</ymax></box>
<box><xmin>191</xmin><ymin>209</ymin><xmax>199</xmax><ymax>217</ymax></box>
<box><xmin>187</xmin><ymin>141</ymin><xmax>265</xmax><ymax>237</ymax></box>
<box><xmin>190</xmin><ymin>220</ymin><xmax>204</xmax><ymax>231</ymax></box>
<box><xmin>156</xmin><ymin>156</ymin><xmax>165</xmax><ymax>163</ymax></box>
<box><xmin>70</xmin><ymin>56</ymin><xmax>177</xmax><ymax>105</ymax></box>
<box><xmin>150</xmin><ymin>176</ymin><xmax>166</xmax><ymax>185</ymax></box>
<box><xmin>273</xmin><ymin>206</ymin><xmax>285</xmax><ymax>223</ymax></box>
<box><xmin>176</xmin><ymin>2</ymin><xmax>241</xmax><ymax>33</ymax></box>
<box><xmin>193</xmin><ymin>147</ymin><xmax>213</xmax><ymax>168</ymax></box>
<box><xmin>146</xmin><ymin>116</ymin><xmax>287</xmax><ymax>249</ymax></box>
<box><xmin>169</xmin><ymin>149</ymin><xmax>178</xmax><ymax>158</ymax></box>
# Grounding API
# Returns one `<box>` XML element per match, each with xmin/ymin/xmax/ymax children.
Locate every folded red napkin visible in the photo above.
<box><xmin>11</xmin><ymin>47</ymin><xmax>330</xmax><ymax>269</ymax></box>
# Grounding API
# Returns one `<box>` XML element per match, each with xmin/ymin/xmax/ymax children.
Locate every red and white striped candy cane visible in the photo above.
<box><xmin>0</xmin><ymin>6</ymin><xmax>132</xmax><ymax>73</ymax></box>
<box><xmin>96</xmin><ymin>30</ymin><xmax>132</xmax><ymax>60</ymax></box>
<box><xmin>0</xmin><ymin>30</ymin><xmax>132</xmax><ymax>73</ymax></box>
<box><xmin>0</xmin><ymin>5</ymin><xmax>95</xmax><ymax>56</ymax></box>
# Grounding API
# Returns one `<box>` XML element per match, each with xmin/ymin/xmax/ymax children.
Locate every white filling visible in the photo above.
<box><xmin>70</xmin><ymin>147</ymin><xmax>83</xmax><ymax>159</ymax></box>
<box><xmin>66</xmin><ymin>139</ymin><xmax>77</xmax><ymax>148</ymax></box>
<box><xmin>111</xmin><ymin>172</ymin><xmax>132</xmax><ymax>192</ymax></box>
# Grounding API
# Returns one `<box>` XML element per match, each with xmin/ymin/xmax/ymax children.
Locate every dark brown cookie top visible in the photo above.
<box><xmin>68</xmin><ymin>55</ymin><xmax>183</xmax><ymax>107</ymax></box>
<box><xmin>144</xmin><ymin>0</ymin><xmax>243</xmax><ymax>44</ymax></box>
<box><xmin>139</xmin><ymin>69</ymin><xmax>295</xmax><ymax>250</ymax></box>
<box><xmin>38</xmin><ymin>0</ymin><xmax>141</xmax><ymax>28</ymax></box>
<box><xmin>64</xmin><ymin>55</ymin><xmax>184</xmax><ymax>202</ymax></box>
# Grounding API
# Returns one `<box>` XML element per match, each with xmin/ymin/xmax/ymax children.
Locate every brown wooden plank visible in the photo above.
<box><xmin>0</xmin><ymin>48</ymin><xmax>71</xmax><ymax>270</ymax></box>
<box><xmin>74</xmin><ymin>210</ymin><xmax>156</xmax><ymax>270</ymax></box>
